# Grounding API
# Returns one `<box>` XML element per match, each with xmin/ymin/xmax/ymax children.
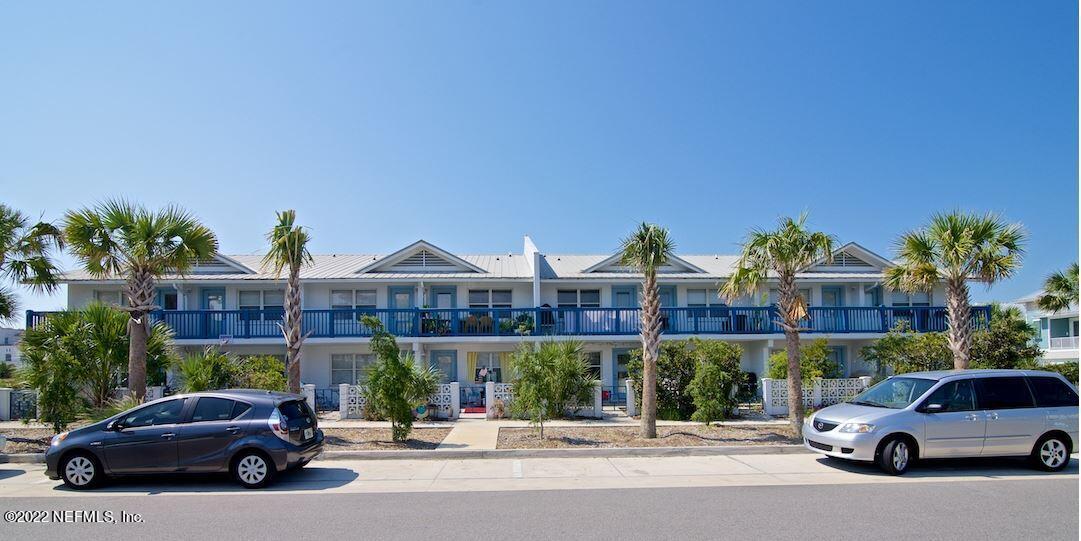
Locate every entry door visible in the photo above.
<box><xmin>612</xmin><ymin>286</ymin><xmax>637</xmax><ymax>333</ymax></box>
<box><xmin>820</xmin><ymin>286</ymin><xmax>845</xmax><ymax>331</ymax></box>
<box><xmin>919</xmin><ymin>379</ymin><xmax>985</xmax><ymax>458</ymax></box>
<box><xmin>202</xmin><ymin>288</ymin><xmax>226</xmax><ymax>337</ymax></box>
<box><xmin>612</xmin><ymin>349</ymin><xmax>633</xmax><ymax>395</ymax></box>
<box><xmin>429</xmin><ymin>350</ymin><xmax>458</xmax><ymax>383</ymax></box>
<box><xmin>388</xmin><ymin>287</ymin><xmax>415</xmax><ymax>335</ymax></box>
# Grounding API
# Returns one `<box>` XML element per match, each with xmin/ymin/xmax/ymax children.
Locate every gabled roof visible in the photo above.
<box><xmin>352</xmin><ymin>240</ymin><xmax>486</xmax><ymax>274</ymax></box>
<box><xmin>802</xmin><ymin>242</ymin><xmax>894</xmax><ymax>272</ymax></box>
<box><xmin>190</xmin><ymin>254</ymin><xmax>256</xmax><ymax>275</ymax></box>
<box><xmin>581</xmin><ymin>252</ymin><xmax>709</xmax><ymax>274</ymax></box>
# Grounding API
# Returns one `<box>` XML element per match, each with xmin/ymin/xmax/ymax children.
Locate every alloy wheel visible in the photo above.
<box><xmin>237</xmin><ymin>455</ymin><xmax>268</xmax><ymax>485</ymax></box>
<box><xmin>1040</xmin><ymin>439</ymin><xmax>1067</xmax><ymax>469</ymax></box>
<box><xmin>892</xmin><ymin>441</ymin><xmax>909</xmax><ymax>471</ymax></box>
<box><xmin>64</xmin><ymin>456</ymin><xmax>95</xmax><ymax>486</ymax></box>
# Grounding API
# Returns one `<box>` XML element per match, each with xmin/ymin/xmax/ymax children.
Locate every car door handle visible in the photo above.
<box><xmin>160</xmin><ymin>432</ymin><xmax>175</xmax><ymax>439</ymax></box>
<box><xmin>986</xmin><ymin>412</ymin><xmax>999</xmax><ymax>421</ymax></box>
<box><xmin>226</xmin><ymin>426</ymin><xmax>241</xmax><ymax>434</ymax></box>
<box><xmin>964</xmin><ymin>414</ymin><xmax>980</xmax><ymax>421</ymax></box>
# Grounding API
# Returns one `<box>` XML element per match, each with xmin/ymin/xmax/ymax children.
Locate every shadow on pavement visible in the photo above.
<box><xmin>51</xmin><ymin>466</ymin><xmax>359</xmax><ymax>494</ymax></box>
<box><xmin>816</xmin><ymin>455</ymin><xmax>1079</xmax><ymax>477</ymax></box>
<box><xmin>0</xmin><ymin>468</ymin><xmax>26</xmax><ymax>481</ymax></box>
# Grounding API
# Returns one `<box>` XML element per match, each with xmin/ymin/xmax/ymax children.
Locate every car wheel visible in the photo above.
<box><xmin>61</xmin><ymin>453</ymin><xmax>102</xmax><ymax>490</ymax></box>
<box><xmin>876</xmin><ymin>437</ymin><xmax>912</xmax><ymax>475</ymax></box>
<box><xmin>1031</xmin><ymin>435</ymin><xmax>1071</xmax><ymax>472</ymax></box>
<box><xmin>233</xmin><ymin>451</ymin><xmax>274</xmax><ymax>489</ymax></box>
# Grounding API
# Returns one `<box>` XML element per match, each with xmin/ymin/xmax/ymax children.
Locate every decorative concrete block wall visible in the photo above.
<box><xmin>761</xmin><ymin>377</ymin><xmax>872</xmax><ymax>416</ymax></box>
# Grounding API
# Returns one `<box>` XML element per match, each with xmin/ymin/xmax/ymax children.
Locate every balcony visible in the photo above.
<box><xmin>1049</xmin><ymin>336</ymin><xmax>1079</xmax><ymax>350</ymax></box>
<box><xmin>26</xmin><ymin>306</ymin><xmax>991</xmax><ymax>340</ymax></box>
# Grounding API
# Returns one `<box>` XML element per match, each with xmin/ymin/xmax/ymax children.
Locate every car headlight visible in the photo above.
<box><xmin>51</xmin><ymin>432</ymin><xmax>68</xmax><ymax>446</ymax></box>
<box><xmin>839</xmin><ymin>423</ymin><xmax>875</xmax><ymax>433</ymax></box>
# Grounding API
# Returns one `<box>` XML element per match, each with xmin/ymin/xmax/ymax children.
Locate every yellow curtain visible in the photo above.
<box><xmin>466</xmin><ymin>352</ymin><xmax>478</xmax><ymax>382</ymax></box>
<box><xmin>499</xmin><ymin>352</ymin><xmax>515</xmax><ymax>381</ymax></box>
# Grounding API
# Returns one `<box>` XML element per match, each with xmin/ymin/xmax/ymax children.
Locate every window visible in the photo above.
<box><xmin>94</xmin><ymin>290</ymin><xmax>124</xmax><ymax>306</ymax></box>
<box><xmin>769</xmin><ymin>288</ymin><xmax>812</xmax><ymax>307</ymax></box>
<box><xmin>891</xmin><ymin>291</ymin><xmax>931</xmax><ymax>307</ymax></box>
<box><xmin>1028</xmin><ymin>377</ymin><xmax>1079</xmax><ymax>408</ymax></box>
<box><xmin>688</xmin><ymin>288</ymin><xmax>727</xmax><ymax>316</ymax></box>
<box><xmin>975</xmin><ymin>377</ymin><xmax>1034</xmax><ymax>410</ymax></box>
<box><xmin>159</xmin><ymin>290</ymin><xmax>179</xmax><ymax>310</ymax></box>
<box><xmin>332</xmin><ymin>290</ymin><xmax>377</xmax><ymax>321</ymax></box>
<box><xmin>331</xmin><ymin>353</ymin><xmax>376</xmax><ymax>384</ymax></box>
<box><xmin>232</xmin><ymin>401</ymin><xmax>252</xmax><ymax>419</ymax></box>
<box><xmin>118</xmin><ymin>399</ymin><xmax>185</xmax><ymax>428</ymax></box>
<box><xmin>556</xmin><ymin>289</ymin><xmax>601</xmax><ymax>308</ymax></box>
<box><xmin>921</xmin><ymin>379</ymin><xmax>977</xmax><ymax>412</ymax></box>
<box><xmin>191</xmin><ymin>397</ymin><xmax>241</xmax><ymax>422</ymax></box>
<box><xmin>851</xmin><ymin>377</ymin><xmax>936</xmax><ymax>409</ymax></box>
<box><xmin>468</xmin><ymin>289</ymin><xmax>513</xmax><ymax>309</ymax></box>
<box><xmin>239</xmin><ymin>290</ymin><xmax>286</xmax><ymax>321</ymax></box>
<box><xmin>584</xmin><ymin>351</ymin><xmax>602</xmax><ymax>380</ymax></box>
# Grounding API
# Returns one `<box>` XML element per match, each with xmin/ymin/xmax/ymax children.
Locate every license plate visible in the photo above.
<box><xmin>303</xmin><ymin>428</ymin><xmax>313</xmax><ymax>440</ymax></box>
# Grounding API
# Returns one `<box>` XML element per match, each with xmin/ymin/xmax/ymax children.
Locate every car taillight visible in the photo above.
<box><xmin>268</xmin><ymin>409</ymin><xmax>291</xmax><ymax>442</ymax></box>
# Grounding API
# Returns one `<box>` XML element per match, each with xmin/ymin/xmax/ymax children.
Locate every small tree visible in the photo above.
<box><xmin>767</xmin><ymin>339</ymin><xmax>843</xmax><ymax>380</ymax></box>
<box><xmin>234</xmin><ymin>355</ymin><xmax>288</xmax><ymax>391</ymax></box>
<box><xmin>860</xmin><ymin>322</ymin><xmax>951</xmax><ymax>375</ymax></box>
<box><xmin>510</xmin><ymin>341</ymin><xmax>595</xmax><ymax>437</ymax></box>
<box><xmin>20</xmin><ymin>311</ymin><xmax>89</xmax><ymax>431</ymax></box>
<box><xmin>362</xmin><ymin>316</ymin><xmax>439</xmax><ymax>442</ymax></box>
<box><xmin>626</xmin><ymin>341</ymin><xmax>698</xmax><ymax>420</ymax></box>
<box><xmin>261</xmin><ymin>210</ymin><xmax>313</xmax><ymax>393</ymax></box>
<box><xmin>970</xmin><ymin>304</ymin><xmax>1041</xmax><ymax>370</ymax></box>
<box><xmin>688</xmin><ymin>340</ymin><xmax>743</xmax><ymax>424</ymax></box>
<box><xmin>0</xmin><ymin>203</ymin><xmax>64</xmax><ymax>322</ymax></box>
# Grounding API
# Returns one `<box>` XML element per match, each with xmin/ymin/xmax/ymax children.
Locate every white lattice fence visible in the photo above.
<box><xmin>339</xmin><ymin>383</ymin><xmax>459</xmax><ymax>420</ymax></box>
<box><xmin>760</xmin><ymin>377</ymin><xmax>872</xmax><ymax>416</ymax></box>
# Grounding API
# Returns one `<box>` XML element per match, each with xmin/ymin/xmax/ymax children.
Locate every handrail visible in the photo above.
<box><xmin>25</xmin><ymin>305</ymin><xmax>992</xmax><ymax>339</ymax></box>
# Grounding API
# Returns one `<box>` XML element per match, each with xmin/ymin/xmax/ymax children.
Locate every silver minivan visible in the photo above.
<box><xmin>804</xmin><ymin>369</ymin><xmax>1079</xmax><ymax>474</ymax></box>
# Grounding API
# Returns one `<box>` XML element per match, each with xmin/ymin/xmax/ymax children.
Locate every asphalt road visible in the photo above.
<box><xmin>0</xmin><ymin>478</ymin><xmax>1076</xmax><ymax>540</ymax></box>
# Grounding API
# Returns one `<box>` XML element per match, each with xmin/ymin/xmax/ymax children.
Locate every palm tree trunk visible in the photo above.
<box><xmin>126</xmin><ymin>269</ymin><xmax>156</xmax><ymax>401</ymax></box>
<box><xmin>284</xmin><ymin>264</ymin><xmax>303</xmax><ymax>393</ymax></box>
<box><xmin>778</xmin><ymin>273</ymin><xmax>805</xmax><ymax>438</ymax></box>
<box><xmin>945</xmin><ymin>278</ymin><xmax>972</xmax><ymax>370</ymax></box>
<box><xmin>639</xmin><ymin>272</ymin><xmax>661</xmax><ymax>439</ymax></box>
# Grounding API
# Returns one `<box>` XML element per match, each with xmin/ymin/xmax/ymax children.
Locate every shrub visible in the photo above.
<box><xmin>969</xmin><ymin>305</ymin><xmax>1042</xmax><ymax>370</ymax></box>
<box><xmin>361</xmin><ymin>316</ymin><xmax>439</xmax><ymax>442</ymax></box>
<box><xmin>175</xmin><ymin>346</ymin><xmax>236</xmax><ymax>392</ymax></box>
<box><xmin>860</xmin><ymin>322</ymin><xmax>951</xmax><ymax>375</ymax></box>
<box><xmin>627</xmin><ymin>341</ymin><xmax>698</xmax><ymax>420</ymax></box>
<box><xmin>767</xmin><ymin>338</ymin><xmax>842</xmax><ymax>380</ymax></box>
<box><xmin>509</xmin><ymin>341</ymin><xmax>595</xmax><ymax>436</ymax></box>
<box><xmin>234</xmin><ymin>355</ymin><xmax>288</xmax><ymax>391</ymax></box>
<box><xmin>0</xmin><ymin>362</ymin><xmax>14</xmax><ymax>379</ymax></box>
<box><xmin>1041</xmin><ymin>361</ymin><xmax>1079</xmax><ymax>384</ymax></box>
<box><xmin>688</xmin><ymin>340</ymin><xmax>743</xmax><ymax>424</ymax></box>
<box><xmin>88</xmin><ymin>395</ymin><xmax>143</xmax><ymax>422</ymax></box>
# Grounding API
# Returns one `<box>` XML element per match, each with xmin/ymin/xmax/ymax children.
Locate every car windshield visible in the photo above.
<box><xmin>848</xmin><ymin>377</ymin><xmax>937</xmax><ymax>409</ymax></box>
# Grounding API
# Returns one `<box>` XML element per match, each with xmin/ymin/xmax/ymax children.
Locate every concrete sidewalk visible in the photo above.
<box><xmin>1</xmin><ymin>454</ymin><xmax>1075</xmax><ymax>498</ymax></box>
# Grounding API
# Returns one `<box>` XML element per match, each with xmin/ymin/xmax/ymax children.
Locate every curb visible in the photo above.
<box><xmin>318</xmin><ymin>444</ymin><xmax>811</xmax><ymax>461</ymax></box>
<box><xmin>0</xmin><ymin>445</ymin><xmax>811</xmax><ymax>464</ymax></box>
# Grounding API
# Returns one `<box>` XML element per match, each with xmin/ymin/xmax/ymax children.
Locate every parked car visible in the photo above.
<box><xmin>804</xmin><ymin>369</ymin><xmax>1078</xmax><ymax>474</ymax></box>
<box><xmin>45</xmin><ymin>390</ymin><xmax>323</xmax><ymax>489</ymax></box>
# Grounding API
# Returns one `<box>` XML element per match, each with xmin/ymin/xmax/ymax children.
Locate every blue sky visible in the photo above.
<box><xmin>2</xmin><ymin>1</ymin><xmax>1077</xmax><ymax>318</ymax></box>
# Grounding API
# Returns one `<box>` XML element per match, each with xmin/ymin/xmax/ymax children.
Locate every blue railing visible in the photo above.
<box><xmin>26</xmin><ymin>305</ymin><xmax>991</xmax><ymax>339</ymax></box>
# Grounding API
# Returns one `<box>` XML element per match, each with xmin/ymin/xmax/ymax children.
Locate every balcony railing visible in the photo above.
<box><xmin>1049</xmin><ymin>336</ymin><xmax>1079</xmax><ymax>350</ymax></box>
<box><xmin>26</xmin><ymin>305</ymin><xmax>991</xmax><ymax>340</ymax></box>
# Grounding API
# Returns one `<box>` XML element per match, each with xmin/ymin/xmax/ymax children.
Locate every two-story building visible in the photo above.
<box><xmin>36</xmin><ymin>236</ymin><xmax>987</xmax><ymax>408</ymax></box>
<box><xmin>1013</xmin><ymin>291</ymin><xmax>1078</xmax><ymax>364</ymax></box>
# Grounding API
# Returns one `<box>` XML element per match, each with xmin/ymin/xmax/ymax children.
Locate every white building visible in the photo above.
<box><xmin>0</xmin><ymin>327</ymin><xmax>23</xmax><ymax>368</ymax></box>
<box><xmin>37</xmin><ymin>237</ymin><xmax>986</xmax><ymax>408</ymax></box>
<box><xmin>1013</xmin><ymin>291</ymin><xmax>1078</xmax><ymax>364</ymax></box>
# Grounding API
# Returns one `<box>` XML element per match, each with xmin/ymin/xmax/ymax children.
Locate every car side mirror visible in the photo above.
<box><xmin>107</xmin><ymin>420</ymin><xmax>122</xmax><ymax>431</ymax></box>
<box><xmin>921</xmin><ymin>403</ymin><xmax>944</xmax><ymax>414</ymax></box>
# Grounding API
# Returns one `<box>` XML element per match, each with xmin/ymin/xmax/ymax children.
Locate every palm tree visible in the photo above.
<box><xmin>1036</xmin><ymin>263</ymin><xmax>1078</xmax><ymax>313</ymax></box>
<box><xmin>721</xmin><ymin>214</ymin><xmax>835</xmax><ymax>437</ymax></box>
<box><xmin>885</xmin><ymin>211</ymin><xmax>1025</xmax><ymax>370</ymax></box>
<box><xmin>261</xmin><ymin>210</ymin><xmax>313</xmax><ymax>393</ymax></box>
<box><xmin>63</xmin><ymin>200</ymin><xmax>218</xmax><ymax>400</ymax></box>
<box><xmin>619</xmin><ymin>223</ymin><xmax>675</xmax><ymax>439</ymax></box>
<box><xmin>0</xmin><ymin>203</ymin><xmax>64</xmax><ymax>321</ymax></box>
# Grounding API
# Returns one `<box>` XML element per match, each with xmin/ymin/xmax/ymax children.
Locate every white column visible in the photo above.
<box><xmin>0</xmin><ymin>388</ymin><xmax>11</xmax><ymax>420</ymax></box>
<box><xmin>624</xmin><ymin>379</ymin><xmax>636</xmax><ymax>417</ymax></box>
<box><xmin>484</xmin><ymin>381</ymin><xmax>496</xmax><ymax>419</ymax></box>
<box><xmin>857</xmin><ymin>282</ymin><xmax>866</xmax><ymax>307</ymax></box>
<box><xmin>449</xmin><ymin>382</ymin><xmax>460</xmax><ymax>420</ymax></box>
<box><xmin>592</xmin><ymin>380</ymin><xmax>603</xmax><ymax>419</ymax></box>
<box><xmin>858</xmin><ymin>376</ymin><xmax>872</xmax><ymax>390</ymax></box>
<box><xmin>302</xmin><ymin>384</ymin><xmax>316</xmax><ymax>412</ymax></box>
<box><xmin>412</xmin><ymin>342</ymin><xmax>424</xmax><ymax>368</ymax></box>
<box><xmin>339</xmin><ymin>383</ymin><xmax>350</xmax><ymax>418</ymax></box>
<box><xmin>761</xmin><ymin>378</ymin><xmax>777</xmax><ymax>415</ymax></box>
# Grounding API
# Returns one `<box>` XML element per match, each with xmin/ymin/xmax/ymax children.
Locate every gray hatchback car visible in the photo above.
<box><xmin>804</xmin><ymin>369</ymin><xmax>1079</xmax><ymax>474</ymax></box>
<box><xmin>45</xmin><ymin>390</ymin><xmax>324</xmax><ymax>489</ymax></box>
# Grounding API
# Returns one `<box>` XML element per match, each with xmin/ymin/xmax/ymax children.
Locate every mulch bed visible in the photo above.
<box><xmin>497</xmin><ymin>424</ymin><xmax>799</xmax><ymax>449</ymax></box>
<box><xmin>1</xmin><ymin>427</ymin><xmax>451</xmax><ymax>454</ymax></box>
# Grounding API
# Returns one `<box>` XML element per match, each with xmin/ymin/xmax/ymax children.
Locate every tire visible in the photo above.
<box><xmin>60</xmin><ymin>452</ymin><xmax>102</xmax><ymax>490</ymax></box>
<box><xmin>232</xmin><ymin>451</ymin><xmax>274</xmax><ymax>489</ymax></box>
<box><xmin>876</xmin><ymin>437</ymin><xmax>912</xmax><ymax>475</ymax></box>
<box><xmin>1030</xmin><ymin>434</ymin><xmax>1072</xmax><ymax>472</ymax></box>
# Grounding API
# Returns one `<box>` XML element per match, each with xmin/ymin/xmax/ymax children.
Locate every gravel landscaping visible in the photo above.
<box><xmin>497</xmin><ymin>424</ymin><xmax>799</xmax><ymax>449</ymax></box>
<box><xmin>1</xmin><ymin>427</ymin><xmax>451</xmax><ymax>454</ymax></box>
